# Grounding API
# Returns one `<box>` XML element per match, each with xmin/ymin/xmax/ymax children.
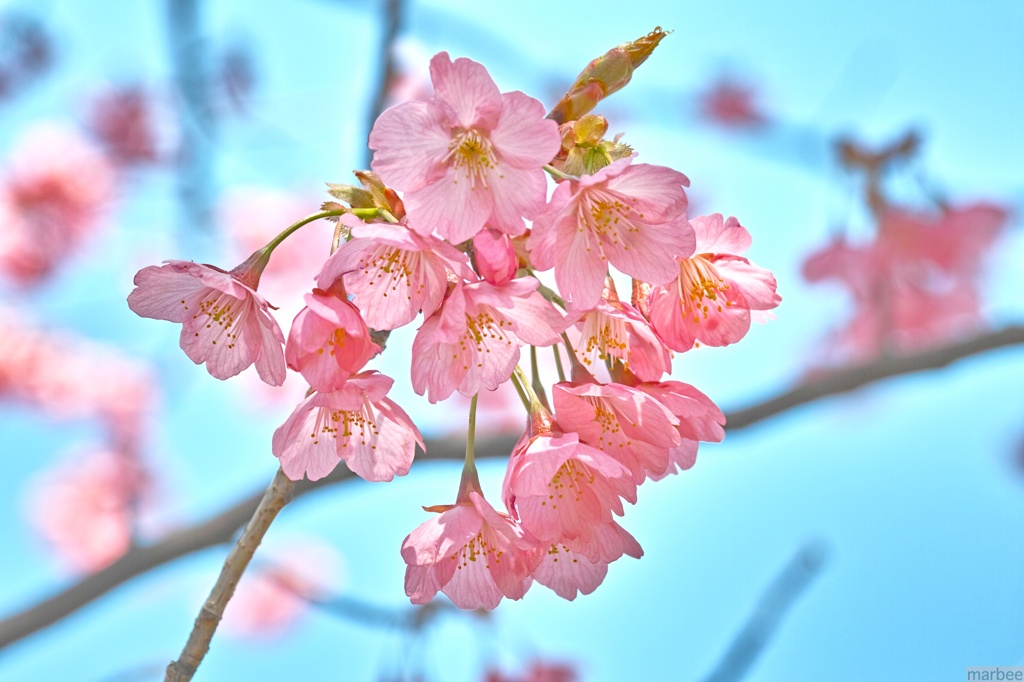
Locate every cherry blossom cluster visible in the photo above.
<box><xmin>127</xmin><ymin>38</ymin><xmax>780</xmax><ymax>609</ymax></box>
<box><xmin>803</xmin><ymin>203</ymin><xmax>1006</xmax><ymax>361</ymax></box>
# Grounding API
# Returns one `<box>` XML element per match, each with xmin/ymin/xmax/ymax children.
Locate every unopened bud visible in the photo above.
<box><xmin>548</xmin><ymin>27</ymin><xmax>670</xmax><ymax>124</ymax></box>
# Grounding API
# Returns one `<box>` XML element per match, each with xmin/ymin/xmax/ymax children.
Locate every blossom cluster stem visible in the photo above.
<box><xmin>164</xmin><ymin>467</ymin><xmax>295</xmax><ymax>682</ymax></box>
<box><xmin>262</xmin><ymin>208</ymin><xmax>349</xmax><ymax>255</ymax></box>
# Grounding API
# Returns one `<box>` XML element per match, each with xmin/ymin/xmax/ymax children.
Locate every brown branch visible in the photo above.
<box><xmin>1</xmin><ymin>325</ymin><xmax>1022</xmax><ymax>651</ymax></box>
<box><xmin>164</xmin><ymin>467</ymin><xmax>295</xmax><ymax>681</ymax></box>
<box><xmin>726</xmin><ymin>325</ymin><xmax>1024</xmax><ymax>430</ymax></box>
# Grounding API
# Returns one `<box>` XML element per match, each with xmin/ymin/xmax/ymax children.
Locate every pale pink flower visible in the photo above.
<box><xmin>532</xmin><ymin>520</ymin><xmax>642</xmax><ymax>600</ymax></box>
<box><xmin>318</xmin><ymin>214</ymin><xmax>470</xmax><ymax>331</ymax></box>
<box><xmin>551</xmin><ymin>374</ymin><xmax>681</xmax><ymax>484</ymax></box>
<box><xmin>0</xmin><ymin>123</ymin><xmax>114</xmax><ymax>284</ymax></box>
<box><xmin>528</xmin><ymin>157</ymin><xmax>695</xmax><ymax>310</ymax></box>
<box><xmin>648</xmin><ymin>213</ymin><xmax>780</xmax><ymax>351</ymax></box>
<box><xmin>26</xmin><ymin>447</ymin><xmax>140</xmax><ymax>572</ymax></box>
<box><xmin>411</xmin><ymin>278</ymin><xmax>564</xmax><ymax>403</ymax></box>
<box><xmin>272</xmin><ymin>371</ymin><xmax>423</xmax><ymax>482</ymax></box>
<box><xmin>402</xmin><ymin>491</ymin><xmax>541</xmax><ymax>610</ymax></box>
<box><xmin>285</xmin><ymin>282</ymin><xmax>379</xmax><ymax>392</ymax></box>
<box><xmin>370</xmin><ymin>51</ymin><xmax>560</xmax><ymax>243</ymax></box>
<box><xmin>502</xmin><ymin>417</ymin><xmax>638</xmax><ymax>547</ymax></box>
<box><xmin>127</xmin><ymin>254</ymin><xmax>286</xmax><ymax>385</ymax></box>
<box><xmin>569</xmin><ymin>280</ymin><xmax>671</xmax><ymax>381</ymax></box>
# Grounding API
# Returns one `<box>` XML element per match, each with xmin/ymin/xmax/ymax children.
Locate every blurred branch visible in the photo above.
<box><xmin>363</xmin><ymin>0</ymin><xmax>404</xmax><ymax>168</ymax></box>
<box><xmin>1</xmin><ymin>324</ymin><xmax>1022</xmax><ymax>650</ymax></box>
<box><xmin>165</xmin><ymin>468</ymin><xmax>295</xmax><ymax>682</ymax></box>
<box><xmin>167</xmin><ymin>0</ymin><xmax>215</xmax><ymax>233</ymax></box>
<box><xmin>700</xmin><ymin>541</ymin><xmax>830</xmax><ymax>682</ymax></box>
<box><xmin>726</xmin><ymin>325</ymin><xmax>1024</xmax><ymax>430</ymax></box>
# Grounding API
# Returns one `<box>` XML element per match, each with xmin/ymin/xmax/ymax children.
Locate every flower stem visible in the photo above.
<box><xmin>263</xmin><ymin>208</ymin><xmax>349</xmax><ymax>255</ymax></box>
<box><xmin>509</xmin><ymin>369</ymin><xmax>531</xmax><ymax>411</ymax></box>
<box><xmin>456</xmin><ymin>393</ymin><xmax>481</xmax><ymax>501</ymax></box>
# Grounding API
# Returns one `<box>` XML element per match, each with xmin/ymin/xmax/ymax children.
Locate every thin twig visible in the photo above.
<box><xmin>0</xmin><ymin>325</ymin><xmax>1021</xmax><ymax>651</ymax></box>
<box><xmin>164</xmin><ymin>468</ymin><xmax>295</xmax><ymax>682</ymax></box>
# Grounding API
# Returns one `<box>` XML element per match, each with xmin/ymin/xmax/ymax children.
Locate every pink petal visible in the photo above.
<box><xmin>369</xmin><ymin>100</ymin><xmax>451</xmax><ymax>191</ymax></box>
<box><xmin>695</xmin><ymin>214</ymin><xmax>752</xmax><ymax>254</ymax></box>
<box><xmin>272</xmin><ymin>399</ymin><xmax>342</xmax><ymax>482</ymax></box>
<box><xmin>428</xmin><ymin>52</ymin><xmax>502</xmax><ymax>129</ymax></box>
<box><xmin>490</xmin><ymin>90</ymin><xmax>560</xmax><ymax>167</ymax></box>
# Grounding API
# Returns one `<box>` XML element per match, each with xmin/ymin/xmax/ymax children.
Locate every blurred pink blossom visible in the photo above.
<box><xmin>86</xmin><ymin>86</ymin><xmax>164</xmax><ymax>166</ymax></box>
<box><xmin>0</xmin><ymin>123</ymin><xmax>114</xmax><ymax>284</ymax></box>
<box><xmin>26</xmin><ymin>447</ymin><xmax>142</xmax><ymax>572</ymax></box>
<box><xmin>697</xmin><ymin>77</ymin><xmax>767</xmax><ymax>128</ymax></box>
<box><xmin>222</xmin><ymin>541</ymin><xmax>343</xmax><ymax>638</ymax></box>
<box><xmin>0</xmin><ymin>306</ymin><xmax>155</xmax><ymax>454</ymax></box>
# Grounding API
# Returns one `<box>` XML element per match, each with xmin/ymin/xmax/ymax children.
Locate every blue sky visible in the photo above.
<box><xmin>0</xmin><ymin>1</ymin><xmax>1022</xmax><ymax>680</ymax></box>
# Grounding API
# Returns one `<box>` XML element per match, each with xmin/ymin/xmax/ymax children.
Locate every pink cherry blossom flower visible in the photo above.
<box><xmin>317</xmin><ymin>214</ymin><xmax>470</xmax><ymax>331</ymax></box>
<box><xmin>272</xmin><ymin>371</ymin><xmax>423</xmax><ymax>482</ymax></box>
<box><xmin>528</xmin><ymin>156</ymin><xmax>695</xmax><ymax>310</ymax></box>
<box><xmin>569</xmin><ymin>279</ymin><xmax>671</xmax><ymax>382</ymax></box>
<box><xmin>532</xmin><ymin>520</ymin><xmax>642</xmax><ymax>601</ymax></box>
<box><xmin>502</xmin><ymin>413</ymin><xmax>638</xmax><ymax>547</ymax></box>
<box><xmin>369</xmin><ymin>51</ymin><xmax>560</xmax><ymax>243</ymax></box>
<box><xmin>411</xmin><ymin>278</ymin><xmax>564</xmax><ymax>403</ymax></box>
<box><xmin>551</xmin><ymin>373</ymin><xmax>681</xmax><ymax>484</ymax></box>
<box><xmin>285</xmin><ymin>282</ymin><xmax>379</xmax><ymax>392</ymax></box>
<box><xmin>127</xmin><ymin>253</ymin><xmax>286</xmax><ymax>385</ymax></box>
<box><xmin>647</xmin><ymin>213</ymin><xmax>780</xmax><ymax>351</ymax></box>
<box><xmin>630</xmin><ymin>379</ymin><xmax>726</xmax><ymax>479</ymax></box>
<box><xmin>402</xmin><ymin>491</ymin><xmax>540</xmax><ymax>610</ymax></box>
<box><xmin>0</xmin><ymin>123</ymin><xmax>113</xmax><ymax>285</ymax></box>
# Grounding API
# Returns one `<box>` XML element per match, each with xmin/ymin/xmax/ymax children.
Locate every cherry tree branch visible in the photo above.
<box><xmin>1</xmin><ymin>324</ymin><xmax>1021</xmax><ymax>651</ymax></box>
<box><xmin>164</xmin><ymin>468</ymin><xmax>295</xmax><ymax>681</ymax></box>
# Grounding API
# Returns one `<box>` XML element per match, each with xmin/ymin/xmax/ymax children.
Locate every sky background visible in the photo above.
<box><xmin>0</xmin><ymin>1</ymin><xmax>1022</xmax><ymax>681</ymax></box>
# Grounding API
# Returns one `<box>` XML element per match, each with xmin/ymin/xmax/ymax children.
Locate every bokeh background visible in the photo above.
<box><xmin>0</xmin><ymin>1</ymin><xmax>1022</xmax><ymax>680</ymax></box>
